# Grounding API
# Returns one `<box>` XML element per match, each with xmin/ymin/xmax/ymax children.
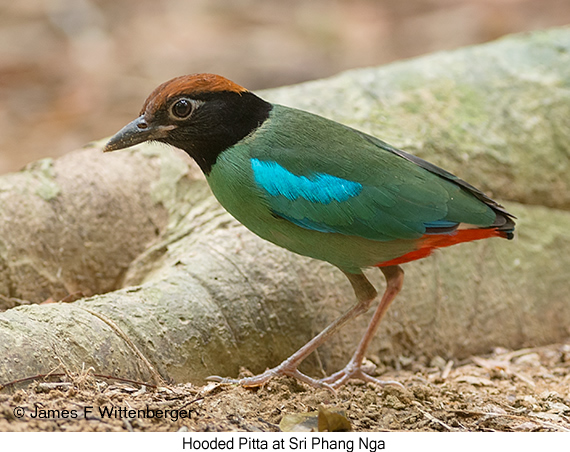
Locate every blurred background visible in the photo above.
<box><xmin>1</xmin><ymin>0</ymin><xmax>569</xmax><ymax>174</ymax></box>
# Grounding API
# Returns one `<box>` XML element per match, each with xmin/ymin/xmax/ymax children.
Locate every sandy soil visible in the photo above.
<box><xmin>1</xmin><ymin>342</ymin><xmax>569</xmax><ymax>432</ymax></box>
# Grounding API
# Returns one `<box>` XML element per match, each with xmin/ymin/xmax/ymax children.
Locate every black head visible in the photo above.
<box><xmin>105</xmin><ymin>73</ymin><xmax>272</xmax><ymax>174</ymax></box>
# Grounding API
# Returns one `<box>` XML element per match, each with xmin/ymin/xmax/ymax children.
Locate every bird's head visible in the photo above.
<box><xmin>105</xmin><ymin>73</ymin><xmax>272</xmax><ymax>173</ymax></box>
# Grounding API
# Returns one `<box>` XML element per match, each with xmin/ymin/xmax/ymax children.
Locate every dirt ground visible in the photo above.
<box><xmin>1</xmin><ymin>342</ymin><xmax>569</xmax><ymax>432</ymax></box>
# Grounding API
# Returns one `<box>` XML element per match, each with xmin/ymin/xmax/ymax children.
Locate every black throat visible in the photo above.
<box><xmin>162</xmin><ymin>91</ymin><xmax>272</xmax><ymax>174</ymax></box>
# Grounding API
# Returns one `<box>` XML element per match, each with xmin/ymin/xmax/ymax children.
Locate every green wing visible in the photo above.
<box><xmin>247</xmin><ymin>105</ymin><xmax>499</xmax><ymax>241</ymax></box>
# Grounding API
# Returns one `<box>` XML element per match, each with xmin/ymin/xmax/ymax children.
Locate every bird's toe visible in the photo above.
<box><xmin>319</xmin><ymin>365</ymin><xmax>403</xmax><ymax>390</ymax></box>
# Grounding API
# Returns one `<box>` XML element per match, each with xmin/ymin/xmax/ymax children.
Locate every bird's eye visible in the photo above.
<box><xmin>170</xmin><ymin>98</ymin><xmax>193</xmax><ymax>119</ymax></box>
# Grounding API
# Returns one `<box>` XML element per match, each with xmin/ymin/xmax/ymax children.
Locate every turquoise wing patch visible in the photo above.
<box><xmin>251</xmin><ymin>158</ymin><xmax>362</xmax><ymax>204</ymax></box>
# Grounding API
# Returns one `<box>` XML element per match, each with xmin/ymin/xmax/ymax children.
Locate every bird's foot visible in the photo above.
<box><xmin>319</xmin><ymin>361</ymin><xmax>404</xmax><ymax>390</ymax></box>
<box><xmin>207</xmin><ymin>362</ymin><xmax>336</xmax><ymax>392</ymax></box>
<box><xmin>207</xmin><ymin>359</ymin><xmax>403</xmax><ymax>392</ymax></box>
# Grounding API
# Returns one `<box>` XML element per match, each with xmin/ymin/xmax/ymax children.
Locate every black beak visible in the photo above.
<box><xmin>104</xmin><ymin>116</ymin><xmax>175</xmax><ymax>152</ymax></box>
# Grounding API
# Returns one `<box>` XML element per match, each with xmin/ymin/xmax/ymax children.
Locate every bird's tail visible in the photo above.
<box><xmin>376</xmin><ymin>216</ymin><xmax>515</xmax><ymax>268</ymax></box>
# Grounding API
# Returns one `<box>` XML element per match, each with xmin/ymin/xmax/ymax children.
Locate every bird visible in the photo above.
<box><xmin>105</xmin><ymin>73</ymin><xmax>515</xmax><ymax>390</ymax></box>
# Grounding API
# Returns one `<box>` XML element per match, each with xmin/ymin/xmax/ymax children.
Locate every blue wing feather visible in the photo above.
<box><xmin>251</xmin><ymin>158</ymin><xmax>363</xmax><ymax>203</ymax></box>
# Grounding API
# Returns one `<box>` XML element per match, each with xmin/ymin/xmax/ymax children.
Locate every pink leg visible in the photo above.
<box><xmin>320</xmin><ymin>266</ymin><xmax>404</xmax><ymax>389</ymax></box>
<box><xmin>208</xmin><ymin>269</ymin><xmax>381</xmax><ymax>389</ymax></box>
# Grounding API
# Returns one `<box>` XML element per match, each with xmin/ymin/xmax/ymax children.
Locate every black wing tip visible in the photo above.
<box><xmin>494</xmin><ymin>211</ymin><xmax>516</xmax><ymax>240</ymax></box>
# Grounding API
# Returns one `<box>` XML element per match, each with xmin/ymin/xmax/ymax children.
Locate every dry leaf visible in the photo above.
<box><xmin>318</xmin><ymin>406</ymin><xmax>352</xmax><ymax>432</ymax></box>
<box><xmin>279</xmin><ymin>412</ymin><xmax>319</xmax><ymax>432</ymax></box>
<box><xmin>279</xmin><ymin>406</ymin><xmax>351</xmax><ymax>432</ymax></box>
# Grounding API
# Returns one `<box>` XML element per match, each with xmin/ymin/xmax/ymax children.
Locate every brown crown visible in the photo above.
<box><xmin>141</xmin><ymin>73</ymin><xmax>248</xmax><ymax>115</ymax></box>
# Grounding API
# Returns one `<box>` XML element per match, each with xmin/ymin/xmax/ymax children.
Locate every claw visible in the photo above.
<box><xmin>205</xmin><ymin>375</ymin><xmax>237</xmax><ymax>384</ymax></box>
<box><xmin>319</xmin><ymin>361</ymin><xmax>404</xmax><ymax>390</ymax></box>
